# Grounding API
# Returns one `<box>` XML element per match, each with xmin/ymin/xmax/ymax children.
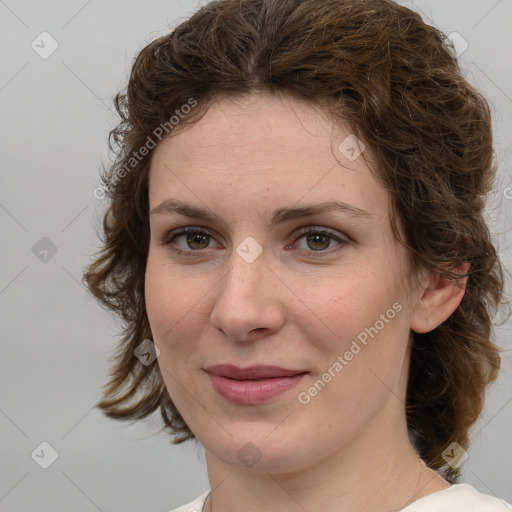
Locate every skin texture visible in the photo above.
<box><xmin>145</xmin><ymin>92</ymin><xmax>466</xmax><ymax>512</ymax></box>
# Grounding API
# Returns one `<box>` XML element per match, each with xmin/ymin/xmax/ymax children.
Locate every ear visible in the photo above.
<box><xmin>410</xmin><ymin>263</ymin><xmax>470</xmax><ymax>334</ymax></box>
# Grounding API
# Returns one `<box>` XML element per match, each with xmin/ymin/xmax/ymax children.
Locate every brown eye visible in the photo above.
<box><xmin>162</xmin><ymin>227</ymin><xmax>221</xmax><ymax>255</ymax></box>
<box><xmin>185</xmin><ymin>232</ymin><xmax>211</xmax><ymax>250</ymax></box>
<box><xmin>294</xmin><ymin>228</ymin><xmax>349</xmax><ymax>254</ymax></box>
<box><xmin>305</xmin><ymin>233</ymin><xmax>331</xmax><ymax>251</ymax></box>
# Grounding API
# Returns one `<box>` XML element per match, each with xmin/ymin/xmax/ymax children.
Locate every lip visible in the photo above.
<box><xmin>205</xmin><ymin>365</ymin><xmax>308</xmax><ymax>405</ymax></box>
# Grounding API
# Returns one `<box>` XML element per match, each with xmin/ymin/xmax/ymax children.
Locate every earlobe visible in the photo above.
<box><xmin>410</xmin><ymin>264</ymin><xmax>470</xmax><ymax>334</ymax></box>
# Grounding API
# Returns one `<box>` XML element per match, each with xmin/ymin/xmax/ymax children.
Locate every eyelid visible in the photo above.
<box><xmin>290</xmin><ymin>226</ymin><xmax>350</xmax><ymax>254</ymax></box>
<box><xmin>160</xmin><ymin>226</ymin><xmax>222</xmax><ymax>248</ymax></box>
<box><xmin>295</xmin><ymin>225</ymin><xmax>351</xmax><ymax>242</ymax></box>
<box><xmin>161</xmin><ymin>225</ymin><xmax>211</xmax><ymax>242</ymax></box>
<box><xmin>159</xmin><ymin>224</ymin><xmax>351</xmax><ymax>256</ymax></box>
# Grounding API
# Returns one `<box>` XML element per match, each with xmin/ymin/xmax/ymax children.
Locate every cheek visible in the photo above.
<box><xmin>145</xmin><ymin>264</ymin><xmax>176</xmax><ymax>338</ymax></box>
<box><xmin>145</xmin><ymin>257</ymin><xmax>193</xmax><ymax>349</ymax></box>
<box><xmin>144</xmin><ymin>253</ymin><xmax>219</xmax><ymax>372</ymax></box>
<box><xmin>305</xmin><ymin>266</ymin><xmax>400</xmax><ymax>337</ymax></box>
<box><xmin>306</xmin><ymin>266</ymin><xmax>410</xmax><ymax>384</ymax></box>
<box><xmin>144</xmin><ymin>258</ymin><xmax>204</xmax><ymax>407</ymax></box>
<box><xmin>145</xmin><ymin>251</ymin><xmax>192</xmax><ymax>324</ymax></box>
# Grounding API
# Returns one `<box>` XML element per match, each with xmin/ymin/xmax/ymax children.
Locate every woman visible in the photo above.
<box><xmin>84</xmin><ymin>0</ymin><xmax>511</xmax><ymax>510</ymax></box>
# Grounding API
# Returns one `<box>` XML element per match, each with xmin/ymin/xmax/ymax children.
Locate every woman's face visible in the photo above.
<box><xmin>145</xmin><ymin>92</ymin><xmax>423</xmax><ymax>474</ymax></box>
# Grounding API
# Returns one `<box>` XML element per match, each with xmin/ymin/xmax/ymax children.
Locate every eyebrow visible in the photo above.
<box><xmin>150</xmin><ymin>198</ymin><xmax>372</xmax><ymax>226</ymax></box>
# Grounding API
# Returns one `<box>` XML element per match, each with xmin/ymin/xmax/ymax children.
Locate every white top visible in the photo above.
<box><xmin>169</xmin><ymin>484</ymin><xmax>512</xmax><ymax>512</ymax></box>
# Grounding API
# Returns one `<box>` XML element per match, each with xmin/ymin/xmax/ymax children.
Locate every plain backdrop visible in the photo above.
<box><xmin>1</xmin><ymin>1</ymin><xmax>511</xmax><ymax>510</ymax></box>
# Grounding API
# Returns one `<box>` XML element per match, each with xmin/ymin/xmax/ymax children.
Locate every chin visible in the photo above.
<box><xmin>199</xmin><ymin>421</ymin><xmax>326</xmax><ymax>475</ymax></box>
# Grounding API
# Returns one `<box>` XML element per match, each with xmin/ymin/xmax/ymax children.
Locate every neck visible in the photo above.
<box><xmin>202</xmin><ymin>411</ymin><xmax>449</xmax><ymax>512</ymax></box>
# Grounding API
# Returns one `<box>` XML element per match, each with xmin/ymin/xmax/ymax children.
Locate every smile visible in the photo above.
<box><xmin>204</xmin><ymin>365</ymin><xmax>309</xmax><ymax>405</ymax></box>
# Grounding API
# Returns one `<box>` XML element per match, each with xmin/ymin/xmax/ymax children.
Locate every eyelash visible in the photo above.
<box><xmin>159</xmin><ymin>226</ymin><xmax>350</xmax><ymax>257</ymax></box>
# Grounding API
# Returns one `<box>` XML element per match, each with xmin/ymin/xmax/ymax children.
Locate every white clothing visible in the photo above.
<box><xmin>169</xmin><ymin>484</ymin><xmax>512</xmax><ymax>512</ymax></box>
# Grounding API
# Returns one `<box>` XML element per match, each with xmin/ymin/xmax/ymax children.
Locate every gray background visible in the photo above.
<box><xmin>0</xmin><ymin>1</ymin><xmax>511</xmax><ymax>511</ymax></box>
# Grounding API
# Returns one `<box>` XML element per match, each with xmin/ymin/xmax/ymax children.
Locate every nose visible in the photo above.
<box><xmin>209</xmin><ymin>246</ymin><xmax>285</xmax><ymax>343</ymax></box>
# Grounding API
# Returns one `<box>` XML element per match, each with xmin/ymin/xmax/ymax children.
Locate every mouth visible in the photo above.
<box><xmin>204</xmin><ymin>364</ymin><xmax>309</xmax><ymax>405</ymax></box>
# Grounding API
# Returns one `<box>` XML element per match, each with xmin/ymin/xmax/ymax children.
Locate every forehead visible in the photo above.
<box><xmin>148</xmin><ymin>92</ymin><xmax>388</xmax><ymax>222</ymax></box>
<box><xmin>153</xmin><ymin>93</ymin><xmax>352</xmax><ymax>167</ymax></box>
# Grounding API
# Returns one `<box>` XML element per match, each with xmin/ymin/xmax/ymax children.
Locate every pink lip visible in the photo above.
<box><xmin>205</xmin><ymin>365</ymin><xmax>308</xmax><ymax>405</ymax></box>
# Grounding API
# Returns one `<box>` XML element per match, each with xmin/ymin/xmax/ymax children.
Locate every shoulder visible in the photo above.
<box><xmin>168</xmin><ymin>491</ymin><xmax>209</xmax><ymax>512</ymax></box>
<box><xmin>401</xmin><ymin>483</ymin><xmax>512</xmax><ymax>512</ymax></box>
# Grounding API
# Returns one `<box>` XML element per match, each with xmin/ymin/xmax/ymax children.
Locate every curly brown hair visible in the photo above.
<box><xmin>83</xmin><ymin>0</ymin><xmax>506</xmax><ymax>482</ymax></box>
